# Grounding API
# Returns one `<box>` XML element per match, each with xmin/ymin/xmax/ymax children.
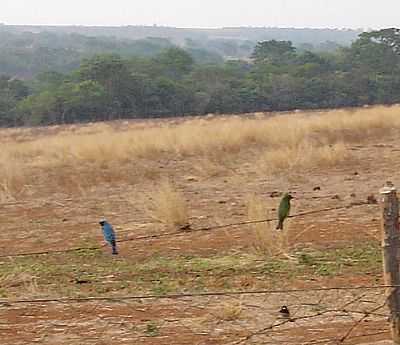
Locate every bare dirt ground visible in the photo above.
<box><xmin>1</xmin><ymin>114</ymin><xmax>398</xmax><ymax>344</ymax></box>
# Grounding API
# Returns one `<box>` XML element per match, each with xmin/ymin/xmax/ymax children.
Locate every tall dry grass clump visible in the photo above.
<box><xmin>247</xmin><ymin>195</ymin><xmax>289</xmax><ymax>257</ymax></box>
<box><xmin>215</xmin><ymin>300</ymin><xmax>243</xmax><ymax>321</ymax></box>
<box><xmin>0</xmin><ymin>152</ymin><xmax>27</xmax><ymax>201</ymax></box>
<box><xmin>147</xmin><ymin>181</ymin><xmax>190</xmax><ymax>230</ymax></box>
<box><xmin>259</xmin><ymin>142</ymin><xmax>349</xmax><ymax>173</ymax></box>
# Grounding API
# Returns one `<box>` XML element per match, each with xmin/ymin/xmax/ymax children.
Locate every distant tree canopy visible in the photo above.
<box><xmin>361</xmin><ymin>28</ymin><xmax>400</xmax><ymax>55</ymax></box>
<box><xmin>0</xmin><ymin>25</ymin><xmax>361</xmax><ymax>78</ymax></box>
<box><xmin>1</xmin><ymin>28</ymin><xmax>400</xmax><ymax>127</ymax></box>
<box><xmin>252</xmin><ymin>40</ymin><xmax>296</xmax><ymax>64</ymax></box>
<box><xmin>0</xmin><ymin>29</ymin><xmax>222</xmax><ymax>78</ymax></box>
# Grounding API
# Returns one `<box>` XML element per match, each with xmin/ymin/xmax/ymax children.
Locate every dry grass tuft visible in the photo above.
<box><xmin>147</xmin><ymin>181</ymin><xmax>190</xmax><ymax>230</ymax></box>
<box><xmin>215</xmin><ymin>300</ymin><xmax>243</xmax><ymax>321</ymax></box>
<box><xmin>0</xmin><ymin>270</ymin><xmax>35</xmax><ymax>288</ymax></box>
<box><xmin>0</xmin><ymin>267</ymin><xmax>42</xmax><ymax>298</ymax></box>
<box><xmin>0</xmin><ymin>154</ymin><xmax>27</xmax><ymax>201</ymax></box>
<box><xmin>193</xmin><ymin>158</ymin><xmax>230</xmax><ymax>178</ymax></box>
<box><xmin>259</xmin><ymin>141</ymin><xmax>349</xmax><ymax>174</ymax></box>
<box><xmin>247</xmin><ymin>195</ymin><xmax>289</xmax><ymax>257</ymax></box>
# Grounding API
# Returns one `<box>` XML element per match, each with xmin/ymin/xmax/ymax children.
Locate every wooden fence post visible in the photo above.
<box><xmin>380</xmin><ymin>182</ymin><xmax>400</xmax><ymax>344</ymax></box>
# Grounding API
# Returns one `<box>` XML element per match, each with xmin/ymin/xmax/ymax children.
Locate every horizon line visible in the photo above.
<box><xmin>0</xmin><ymin>22</ymin><xmax>373</xmax><ymax>31</ymax></box>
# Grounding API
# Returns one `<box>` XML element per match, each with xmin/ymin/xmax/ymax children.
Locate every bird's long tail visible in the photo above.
<box><xmin>111</xmin><ymin>240</ymin><xmax>118</xmax><ymax>255</ymax></box>
<box><xmin>276</xmin><ymin>220</ymin><xmax>284</xmax><ymax>230</ymax></box>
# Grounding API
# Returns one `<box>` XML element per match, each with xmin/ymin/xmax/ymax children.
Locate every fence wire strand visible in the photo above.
<box><xmin>0</xmin><ymin>201</ymin><xmax>373</xmax><ymax>259</ymax></box>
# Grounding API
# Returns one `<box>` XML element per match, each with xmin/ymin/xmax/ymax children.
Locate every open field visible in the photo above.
<box><xmin>1</xmin><ymin>106</ymin><xmax>400</xmax><ymax>344</ymax></box>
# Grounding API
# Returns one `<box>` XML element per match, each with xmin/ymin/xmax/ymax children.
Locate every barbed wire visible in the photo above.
<box><xmin>0</xmin><ymin>192</ymin><xmax>356</xmax><ymax>208</ymax></box>
<box><xmin>339</xmin><ymin>301</ymin><xmax>388</xmax><ymax>343</ymax></box>
<box><xmin>0</xmin><ymin>284</ymin><xmax>395</xmax><ymax>306</ymax></box>
<box><xmin>230</xmin><ymin>291</ymin><xmax>390</xmax><ymax>345</ymax></box>
<box><xmin>0</xmin><ymin>193</ymin><xmax>369</xmax><ymax>234</ymax></box>
<box><xmin>0</xmin><ymin>201</ymin><xmax>373</xmax><ymax>259</ymax></box>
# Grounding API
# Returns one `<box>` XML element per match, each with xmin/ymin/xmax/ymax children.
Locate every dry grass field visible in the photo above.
<box><xmin>1</xmin><ymin>105</ymin><xmax>400</xmax><ymax>344</ymax></box>
<box><xmin>1</xmin><ymin>105</ymin><xmax>399</xmax><ymax>201</ymax></box>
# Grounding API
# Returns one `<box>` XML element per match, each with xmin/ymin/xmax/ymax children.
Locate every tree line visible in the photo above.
<box><xmin>1</xmin><ymin>28</ymin><xmax>400</xmax><ymax>127</ymax></box>
<box><xmin>0</xmin><ymin>29</ymin><xmax>225</xmax><ymax>79</ymax></box>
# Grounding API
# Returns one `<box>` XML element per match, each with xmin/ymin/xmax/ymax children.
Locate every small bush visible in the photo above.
<box><xmin>247</xmin><ymin>194</ymin><xmax>289</xmax><ymax>257</ymax></box>
<box><xmin>148</xmin><ymin>181</ymin><xmax>189</xmax><ymax>230</ymax></box>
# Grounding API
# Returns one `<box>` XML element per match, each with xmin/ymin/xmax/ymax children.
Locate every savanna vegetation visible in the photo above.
<box><xmin>1</xmin><ymin>28</ymin><xmax>400</xmax><ymax>126</ymax></box>
<box><xmin>1</xmin><ymin>105</ymin><xmax>399</xmax><ymax>201</ymax></box>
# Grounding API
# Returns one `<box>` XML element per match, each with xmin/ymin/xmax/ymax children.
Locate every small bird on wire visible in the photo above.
<box><xmin>276</xmin><ymin>193</ymin><xmax>293</xmax><ymax>230</ymax></box>
<box><xmin>99</xmin><ymin>219</ymin><xmax>118</xmax><ymax>255</ymax></box>
<box><xmin>279</xmin><ymin>305</ymin><xmax>294</xmax><ymax>322</ymax></box>
<box><xmin>279</xmin><ymin>305</ymin><xmax>290</xmax><ymax>318</ymax></box>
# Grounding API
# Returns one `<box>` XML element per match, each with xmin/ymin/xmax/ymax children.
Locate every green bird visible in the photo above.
<box><xmin>276</xmin><ymin>193</ymin><xmax>293</xmax><ymax>230</ymax></box>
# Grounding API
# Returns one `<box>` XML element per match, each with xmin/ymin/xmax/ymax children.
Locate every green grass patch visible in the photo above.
<box><xmin>0</xmin><ymin>243</ymin><xmax>382</xmax><ymax>299</ymax></box>
<box><xmin>296</xmin><ymin>243</ymin><xmax>381</xmax><ymax>277</ymax></box>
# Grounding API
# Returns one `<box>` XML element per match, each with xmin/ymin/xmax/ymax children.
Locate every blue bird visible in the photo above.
<box><xmin>99</xmin><ymin>219</ymin><xmax>118</xmax><ymax>255</ymax></box>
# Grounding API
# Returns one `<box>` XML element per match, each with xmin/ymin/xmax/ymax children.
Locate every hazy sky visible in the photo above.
<box><xmin>2</xmin><ymin>0</ymin><xmax>399</xmax><ymax>29</ymax></box>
